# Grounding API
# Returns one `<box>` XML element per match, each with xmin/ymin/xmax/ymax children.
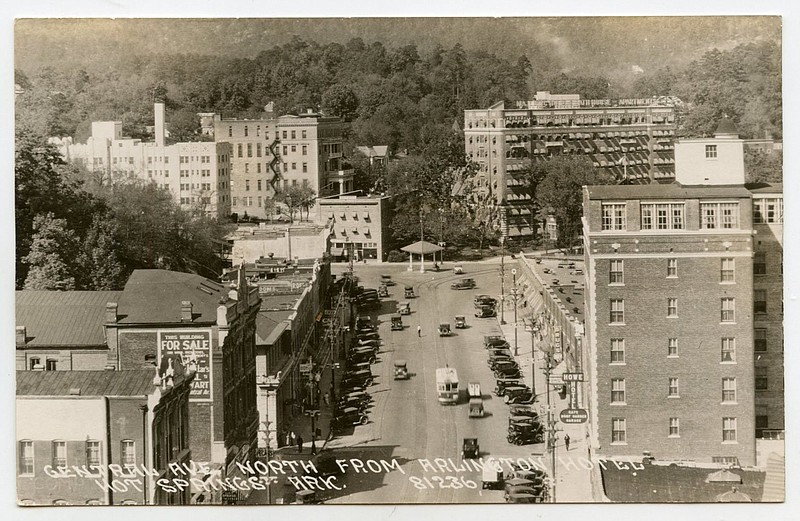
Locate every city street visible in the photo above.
<box><xmin>315</xmin><ymin>262</ymin><xmax>547</xmax><ymax>503</ymax></box>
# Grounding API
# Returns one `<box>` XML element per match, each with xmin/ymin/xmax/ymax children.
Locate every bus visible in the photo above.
<box><xmin>436</xmin><ymin>367</ymin><xmax>459</xmax><ymax>404</ymax></box>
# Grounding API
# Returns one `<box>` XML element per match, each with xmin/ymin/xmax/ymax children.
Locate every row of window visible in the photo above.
<box><xmin>281</xmin><ymin>162</ymin><xmax>308</xmax><ymax>173</ymax></box>
<box><xmin>610</xmin><ymin>336</ymin><xmax>755</xmax><ymax>363</ymax></box>
<box><xmin>610</xmin><ymin>417</ymin><xmax>737</xmax><ymax>443</ymax></box>
<box><xmin>609</xmin><ymin>256</ymin><xmax>771</xmax><ymax>284</ymax></box>
<box><xmin>610</xmin><ymin>377</ymin><xmax>740</xmax><ymax>404</ymax></box>
<box><xmin>602</xmin><ymin>201</ymin><xmax>744</xmax><ymax>231</ymax></box>
<box><xmin>18</xmin><ymin>440</ymin><xmax>135</xmax><ymax>476</ymax></box>
<box><xmin>608</xmin><ymin>296</ymin><xmax>770</xmax><ymax>324</ymax></box>
<box><xmin>226</xmin><ymin>127</ymin><xmax>309</xmax><ymax>140</ymax></box>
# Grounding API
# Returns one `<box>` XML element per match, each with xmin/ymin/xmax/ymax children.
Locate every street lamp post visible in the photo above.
<box><xmin>530</xmin><ymin>323</ymin><xmax>539</xmax><ymax>395</ymax></box>
<box><xmin>438</xmin><ymin>208</ymin><xmax>445</xmax><ymax>267</ymax></box>
<box><xmin>419</xmin><ymin>209</ymin><xmax>425</xmax><ymax>273</ymax></box>
<box><xmin>512</xmin><ymin>268</ymin><xmax>518</xmax><ymax>355</ymax></box>
<box><xmin>499</xmin><ymin>237</ymin><xmax>506</xmax><ymax>325</ymax></box>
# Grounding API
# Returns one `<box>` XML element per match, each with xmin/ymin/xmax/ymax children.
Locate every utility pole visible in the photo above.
<box><xmin>438</xmin><ymin>208</ymin><xmax>445</xmax><ymax>266</ymax></box>
<box><xmin>499</xmin><ymin>237</ymin><xmax>506</xmax><ymax>325</ymax></box>
<box><xmin>419</xmin><ymin>209</ymin><xmax>426</xmax><ymax>273</ymax></box>
<box><xmin>545</xmin><ymin>352</ymin><xmax>557</xmax><ymax>503</ymax></box>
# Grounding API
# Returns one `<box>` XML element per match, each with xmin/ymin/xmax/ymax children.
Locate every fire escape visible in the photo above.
<box><xmin>268</xmin><ymin>137</ymin><xmax>282</xmax><ymax>193</ymax></box>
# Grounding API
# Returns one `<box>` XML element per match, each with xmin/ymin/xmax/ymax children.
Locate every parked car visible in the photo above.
<box><xmin>380</xmin><ymin>274</ymin><xmax>396</xmax><ymax>286</ymax></box>
<box><xmin>490</xmin><ymin>359</ymin><xmax>519</xmax><ymax>372</ymax></box>
<box><xmin>474</xmin><ymin>295</ymin><xmax>498</xmax><ymax>308</ymax></box>
<box><xmin>494</xmin><ymin>367</ymin><xmax>522</xmax><ymax>379</ymax></box>
<box><xmin>483</xmin><ymin>335</ymin><xmax>508</xmax><ymax>348</ymax></box>
<box><xmin>505</xmin><ymin>391</ymin><xmax>535</xmax><ymax>405</ymax></box>
<box><xmin>356</xmin><ymin>332</ymin><xmax>380</xmax><ymax>342</ymax></box>
<box><xmin>495</xmin><ymin>378</ymin><xmax>522</xmax><ymax>396</ymax></box>
<box><xmin>475</xmin><ymin>306</ymin><xmax>497</xmax><ymax>318</ymax></box>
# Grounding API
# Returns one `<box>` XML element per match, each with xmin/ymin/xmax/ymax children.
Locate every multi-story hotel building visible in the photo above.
<box><xmin>582</xmin><ymin>119</ymin><xmax>782</xmax><ymax>467</ymax></box>
<box><xmin>465</xmin><ymin>92</ymin><xmax>677</xmax><ymax>239</ymax></box>
<box><xmin>214</xmin><ymin>110</ymin><xmax>352</xmax><ymax>218</ymax></box>
<box><xmin>50</xmin><ymin>103</ymin><xmax>232</xmax><ymax>217</ymax></box>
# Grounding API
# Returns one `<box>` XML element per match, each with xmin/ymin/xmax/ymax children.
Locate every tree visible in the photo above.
<box><xmin>76</xmin><ymin>214</ymin><xmax>125</xmax><ymax>290</ymax></box>
<box><xmin>167</xmin><ymin>109</ymin><xmax>203</xmax><ymax>143</ymax></box>
<box><xmin>744</xmin><ymin>149</ymin><xmax>782</xmax><ymax>184</ymax></box>
<box><xmin>23</xmin><ymin>213</ymin><xmax>79</xmax><ymax>290</ymax></box>
<box><xmin>274</xmin><ymin>185</ymin><xmax>316</xmax><ymax>222</ymax></box>
<box><xmin>321</xmin><ymin>84</ymin><xmax>359</xmax><ymax>120</ymax></box>
<box><xmin>533</xmin><ymin>156</ymin><xmax>615</xmax><ymax>248</ymax></box>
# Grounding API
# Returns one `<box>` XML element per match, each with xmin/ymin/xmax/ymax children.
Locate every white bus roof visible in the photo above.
<box><xmin>436</xmin><ymin>367</ymin><xmax>458</xmax><ymax>383</ymax></box>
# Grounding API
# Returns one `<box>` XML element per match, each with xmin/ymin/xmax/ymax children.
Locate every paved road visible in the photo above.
<box><xmin>321</xmin><ymin>263</ymin><xmax>545</xmax><ymax>504</ymax></box>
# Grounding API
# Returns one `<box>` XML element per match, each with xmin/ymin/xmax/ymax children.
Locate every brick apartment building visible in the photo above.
<box><xmin>103</xmin><ymin>267</ymin><xmax>260</xmax><ymax>502</ymax></box>
<box><xmin>582</xmin><ymin>119</ymin><xmax>781</xmax><ymax>466</ymax></box>
<box><xmin>465</xmin><ymin>92</ymin><xmax>678</xmax><ymax>239</ymax></box>
<box><xmin>214</xmin><ymin>110</ymin><xmax>351</xmax><ymax>219</ymax></box>
<box><xmin>17</xmin><ymin>364</ymin><xmax>193</xmax><ymax>506</ymax></box>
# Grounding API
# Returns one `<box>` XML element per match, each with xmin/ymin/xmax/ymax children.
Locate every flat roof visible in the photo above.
<box><xmin>586</xmin><ymin>183</ymin><xmax>752</xmax><ymax>201</ymax></box>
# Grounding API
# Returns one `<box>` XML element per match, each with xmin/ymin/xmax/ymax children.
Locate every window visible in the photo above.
<box><xmin>610</xmin><ymin>299</ymin><xmax>624</xmax><ymax>324</ymax></box>
<box><xmin>29</xmin><ymin>357</ymin><xmax>40</xmax><ymax>370</ymax></box>
<box><xmin>753</xmin><ymin>252</ymin><xmax>766</xmax><ymax>275</ymax></box>
<box><xmin>601</xmin><ymin>203</ymin><xmax>626</xmax><ymax>231</ymax></box>
<box><xmin>291</xmin><ymin>130</ymin><xmax>296</xmax><ymax>139</ymax></box>
<box><xmin>245</xmin><ymin>180</ymin><xmax>250</xmax><ymax>192</ymax></box>
<box><xmin>721</xmin><ymin>298</ymin><xmax>735</xmax><ymax>322</ymax></box>
<box><xmin>52</xmin><ymin>441</ymin><xmax>67</xmax><ymax>468</ymax></box>
<box><xmin>611</xmin><ymin>339</ymin><xmax>625</xmax><ymax>363</ymax></box>
<box><xmin>667</xmin><ymin>258</ymin><xmax>677</xmax><ymax>278</ymax></box>
<box><xmin>292</xmin><ymin>163</ymin><xmax>297</xmax><ymax>170</ymax></box>
<box><xmin>86</xmin><ymin>440</ymin><xmax>101</xmax><ymax>467</ymax></box>
<box><xmin>257</xmin><ymin>180</ymin><xmax>262</xmax><ymax>191</ymax></box>
<box><xmin>754</xmin><ymin>329</ymin><xmax>767</xmax><ymax>352</ymax></box>
<box><xmin>720</xmin><ymin>258</ymin><xmax>735</xmax><ymax>282</ymax></box>
<box><xmin>641</xmin><ymin>203</ymin><xmax>684</xmax><ymax>230</ymax></box>
<box><xmin>668</xmin><ymin>378</ymin><xmax>679</xmax><ymax>398</ymax></box>
<box><xmin>302</xmin><ymin>162</ymin><xmax>308</xmax><ymax>173</ymax></box>
<box><xmin>669</xmin><ymin>418</ymin><xmax>680</xmax><ymax>437</ymax></box>
<box><xmin>753</xmin><ymin>197</ymin><xmax>783</xmax><ymax>224</ymax></box>
<box><xmin>721</xmin><ymin>337</ymin><xmax>735</xmax><ymax>362</ymax></box>
<box><xmin>609</xmin><ymin>260</ymin><xmax>623</xmax><ymax>284</ymax></box>
<box><xmin>667</xmin><ymin>298</ymin><xmax>678</xmax><ymax>317</ymax></box>
<box><xmin>668</xmin><ymin>338</ymin><xmax>678</xmax><ymax>357</ymax></box>
<box><xmin>228</xmin><ymin>126</ymin><xmax>232</xmax><ymax>138</ymax></box>
<box><xmin>700</xmin><ymin>202</ymin><xmax>739</xmax><ymax>229</ymax></box>
<box><xmin>237</xmin><ymin>144</ymin><xmax>243</xmax><ymax>158</ymax></box>
<box><xmin>244</xmin><ymin>163</ymin><xmax>249</xmax><ymax>174</ymax></box>
<box><xmin>282</xmin><ymin>131</ymin><xmax>288</xmax><ymax>139</ymax></box>
<box><xmin>611</xmin><ymin>379</ymin><xmax>625</xmax><ymax>404</ymax></box>
<box><xmin>755</xmin><ymin>366</ymin><xmax>768</xmax><ymax>390</ymax></box>
<box><xmin>257</xmin><ymin>163</ymin><xmax>262</xmax><ymax>174</ymax></box>
<box><xmin>46</xmin><ymin>359</ymin><xmax>57</xmax><ymax>371</ymax></box>
<box><xmin>722</xmin><ymin>417</ymin><xmax>737</xmax><ymax>442</ymax></box>
<box><xmin>705</xmin><ymin>144</ymin><xmax>717</xmax><ymax>159</ymax></box>
<box><xmin>302</xmin><ymin>145</ymin><xmax>307</xmax><ymax>155</ymax></box>
<box><xmin>258</xmin><ymin>196</ymin><xmax>262</xmax><ymax>208</ymax></box>
<box><xmin>754</xmin><ymin>290</ymin><xmax>767</xmax><ymax>314</ymax></box>
<box><xmin>611</xmin><ymin>418</ymin><xmax>626</xmax><ymax>444</ymax></box>
<box><xmin>244</xmin><ymin>126</ymin><xmax>249</xmax><ymax>137</ymax></box>
<box><xmin>247</xmin><ymin>143</ymin><xmax>253</xmax><ymax>158</ymax></box>
<box><xmin>18</xmin><ymin>441</ymin><xmax>34</xmax><ymax>475</ymax></box>
<box><xmin>722</xmin><ymin>378</ymin><xmax>737</xmax><ymax>403</ymax></box>
<box><xmin>283</xmin><ymin>163</ymin><xmax>288</xmax><ymax>172</ymax></box>
<box><xmin>756</xmin><ymin>415</ymin><xmax>769</xmax><ymax>438</ymax></box>
<box><xmin>257</xmin><ymin>143</ymin><xmax>262</xmax><ymax>157</ymax></box>
<box><xmin>121</xmin><ymin>440</ymin><xmax>136</xmax><ymax>468</ymax></box>
<box><xmin>302</xmin><ymin>130</ymin><xmax>307</xmax><ymax>138</ymax></box>
<box><xmin>282</xmin><ymin>145</ymin><xmax>288</xmax><ymax>155</ymax></box>
<box><xmin>291</xmin><ymin>145</ymin><xmax>296</xmax><ymax>153</ymax></box>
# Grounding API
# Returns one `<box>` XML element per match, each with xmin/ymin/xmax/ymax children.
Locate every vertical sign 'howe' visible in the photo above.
<box><xmin>158</xmin><ymin>331</ymin><xmax>212</xmax><ymax>401</ymax></box>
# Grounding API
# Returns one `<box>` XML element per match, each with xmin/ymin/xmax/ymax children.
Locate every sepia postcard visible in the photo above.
<box><xmin>10</xmin><ymin>12</ymin><xmax>789</xmax><ymax>516</ymax></box>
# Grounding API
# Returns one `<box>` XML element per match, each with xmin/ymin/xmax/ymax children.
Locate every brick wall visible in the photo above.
<box><xmin>117</xmin><ymin>331</ymin><xmax>158</xmax><ymax>370</ymax></box>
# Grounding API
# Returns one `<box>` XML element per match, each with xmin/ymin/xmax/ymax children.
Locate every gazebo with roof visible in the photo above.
<box><xmin>401</xmin><ymin>240</ymin><xmax>443</xmax><ymax>273</ymax></box>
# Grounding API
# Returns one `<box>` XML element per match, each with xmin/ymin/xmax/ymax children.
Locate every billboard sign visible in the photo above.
<box><xmin>559</xmin><ymin>408</ymin><xmax>588</xmax><ymax>424</ymax></box>
<box><xmin>158</xmin><ymin>330</ymin><xmax>212</xmax><ymax>402</ymax></box>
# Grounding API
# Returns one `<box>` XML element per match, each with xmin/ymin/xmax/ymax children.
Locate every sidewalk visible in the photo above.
<box><xmin>497</xmin><ymin>319</ymin><xmax>595</xmax><ymax>502</ymax></box>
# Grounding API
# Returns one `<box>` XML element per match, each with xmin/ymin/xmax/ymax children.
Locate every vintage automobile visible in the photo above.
<box><xmin>489</xmin><ymin>358</ymin><xmax>518</xmax><ymax>371</ymax></box>
<box><xmin>468</xmin><ymin>397</ymin><xmax>484</xmax><ymax>418</ymax></box>
<box><xmin>331</xmin><ymin>407</ymin><xmax>369</xmax><ymax>429</ymax></box>
<box><xmin>307</xmin><ymin>453</ymin><xmax>345</xmax><ymax>480</ymax></box>
<box><xmin>355</xmin><ymin>338</ymin><xmax>380</xmax><ymax>349</ymax></box>
<box><xmin>474</xmin><ymin>295</ymin><xmax>498</xmax><ymax>308</ymax></box>
<box><xmin>393</xmin><ymin>360</ymin><xmax>409</xmax><ymax>380</ymax></box>
<box><xmin>294</xmin><ymin>489</ymin><xmax>320</xmax><ymax>504</ymax></box>
<box><xmin>438</xmin><ymin>323</ymin><xmax>452</xmax><ymax>337</ymax></box>
<box><xmin>378</xmin><ymin>284</ymin><xmax>390</xmax><ymax>298</ymax></box>
<box><xmin>347</xmin><ymin>349</ymin><xmax>377</xmax><ymax>365</ymax></box>
<box><xmin>380</xmin><ymin>274</ymin><xmax>396</xmax><ymax>286</ymax></box>
<box><xmin>462</xmin><ymin>438</ymin><xmax>479</xmax><ymax>459</ymax></box>
<box><xmin>495</xmin><ymin>378</ymin><xmax>522</xmax><ymax>396</ymax></box>
<box><xmin>345</xmin><ymin>360</ymin><xmax>372</xmax><ymax>372</ymax></box>
<box><xmin>507</xmin><ymin>424</ymin><xmax>540</xmax><ymax>446</ymax></box>
<box><xmin>450</xmin><ymin>278</ymin><xmax>476</xmax><ymax>290</ymax></box>
<box><xmin>453</xmin><ymin>264</ymin><xmax>464</xmax><ymax>274</ymax></box>
<box><xmin>454</xmin><ymin>315</ymin><xmax>467</xmax><ymax>329</ymax></box>
<box><xmin>357</xmin><ymin>297</ymin><xmax>382</xmax><ymax>310</ymax></box>
<box><xmin>494</xmin><ymin>366</ymin><xmax>522</xmax><ymax>379</ymax></box>
<box><xmin>475</xmin><ymin>305</ymin><xmax>497</xmax><ymax>318</ymax></box>
<box><xmin>404</xmin><ymin>285</ymin><xmax>416</xmax><ymax>299</ymax></box>
<box><xmin>337</xmin><ymin>390</ymin><xmax>371</xmax><ymax>409</ymax></box>
<box><xmin>483</xmin><ymin>335</ymin><xmax>508</xmax><ymax>348</ymax></box>
<box><xmin>506</xmin><ymin>391</ymin><xmax>535</xmax><ymax>405</ymax></box>
<box><xmin>356</xmin><ymin>316</ymin><xmax>372</xmax><ymax>329</ymax></box>
<box><xmin>356</xmin><ymin>324</ymin><xmax>377</xmax><ymax>334</ymax></box>
<box><xmin>390</xmin><ymin>314</ymin><xmax>404</xmax><ymax>331</ymax></box>
<box><xmin>505</xmin><ymin>491</ymin><xmax>540</xmax><ymax>504</ymax></box>
<box><xmin>342</xmin><ymin>369</ymin><xmax>374</xmax><ymax>388</ymax></box>
<box><xmin>502</xmin><ymin>385</ymin><xmax>532</xmax><ymax>402</ymax></box>
<box><xmin>398</xmin><ymin>301</ymin><xmax>412</xmax><ymax>315</ymax></box>
<box><xmin>508</xmin><ymin>404</ymin><xmax>538</xmax><ymax>417</ymax></box>
<box><xmin>356</xmin><ymin>331</ymin><xmax>380</xmax><ymax>342</ymax></box>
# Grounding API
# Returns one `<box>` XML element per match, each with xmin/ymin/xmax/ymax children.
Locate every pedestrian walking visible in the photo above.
<box><xmin>297</xmin><ymin>435</ymin><xmax>304</xmax><ymax>453</ymax></box>
<box><xmin>417</xmin><ymin>325</ymin><xmax>421</xmax><ymax>337</ymax></box>
<box><xmin>289</xmin><ymin>431</ymin><xmax>296</xmax><ymax>447</ymax></box>
<box><xmin>564</xmin><ymin>433</ymin><xmax>571</xmax><ymax>451</ymax></box>
<box><xmin>323</xmin><ymin>392</ymin><xmax>330</xmax><ymax>406</ymax></box>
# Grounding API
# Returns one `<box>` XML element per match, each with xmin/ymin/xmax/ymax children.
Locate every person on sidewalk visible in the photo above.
<box><xmin>297</xmin><ymin>435</ymin><xmax>304</xmax><ymax>454</ymax></box>
<box><xmin>323</xmin><ymin>392</ymin><xmax>330</xmax><ymax>406</ymax></box>
<box><xmin>289</xmin><ymin>431</ymin><xmax>296</xmax><ymax>447</ymax></box>
<box><xmin>417</xmin><ymin>325</ymin><xmax>421</xmax><ymax>337</ymax></box>
<box><xmin>564</xmin><ymin>433</ymin><xmax>571</xmax><ymax>451</ymax></box>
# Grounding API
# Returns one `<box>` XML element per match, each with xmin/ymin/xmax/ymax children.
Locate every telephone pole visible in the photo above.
<box><xmin>545</xmin><ymin>352</ymin><xmax>557</xmax><ymax>503</ymax></box>
<box><xmin>499</xmin><ymin>237</ymin><xmax>506</xmax><ymax>325</ymax></box>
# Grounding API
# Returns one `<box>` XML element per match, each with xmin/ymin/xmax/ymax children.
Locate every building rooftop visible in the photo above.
<box><xmin>747</xmin><ymin>182</ymin><xmax>783</xmax><ymax>194</ymax></box>
<box><xmin>585</xmin><ymin>183</ymin><xmax>752</xmax><ymax>201</ymax></box>
<box><xmin>356</xmin><ymin>145</ymin><xmax>389</xmax><ymax>158</ymax></box>
<box><xmin>17</xmin><ymin>370</ymin><xmax>157</xmax><ymax>397</ymax></box>
<box><xmin>16</xmin><ymin>291</ymin><xmax>123</xmax><ymax>347</ymax></box>
<box><xmin>116</xmin><ymin>270</ymin><xmax>226</xmax><ymax>324</ymax></box>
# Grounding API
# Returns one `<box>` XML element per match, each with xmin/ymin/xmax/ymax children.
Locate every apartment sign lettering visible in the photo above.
<box><xmin>158</xmin><ymin>330</ymin><xmax>212</xmax><ymax>402</ymax></box>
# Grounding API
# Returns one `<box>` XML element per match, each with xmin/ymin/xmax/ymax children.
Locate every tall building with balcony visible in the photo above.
<box><xmin>465</xmin><ymin>92</ymin><xmax>678</xmax><ymax>239</ymax></box>
<box><xmin>50</xmin><ymin>103</ymin><xmax>232</xmax><ymax>217</ymax></box>
<box><xmin>215</xmin><ymin>110</ymin><xmax>351</xmax><ymax>219</ymax></box>
<box><xmin>581</xmin><ymin>119</ymin><xmax>782</xmax><ymax>467</ymax></box>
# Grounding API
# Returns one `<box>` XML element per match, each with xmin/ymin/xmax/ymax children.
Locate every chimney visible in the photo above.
<box><xmin>181</xmin><ymin>301</ymin><xmax>193</xmax><ymax>322</ymax></box>
<box><xmin>105</xmin><ymin>302</ymin><xmax>119</xmax><ymax>323</ymax></box>
<box><xmin>16</xmin><ymin>326</ymin><xmax>27</xmax><ymax>345</ymax></box>
<box><xmin>307</xmin><ymin>108</ymin><xmax>313</xmax><ymax>114</ymax></box>
<box><xmin>154</xmin><ymin>102</ymin><xmax>166</xmax><ymax>147</ymax></box>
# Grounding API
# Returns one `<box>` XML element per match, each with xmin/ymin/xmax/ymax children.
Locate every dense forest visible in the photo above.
<box><xmin>14</xmin><ymin>31</ymin><xmax>783</xmax><ymax>290</ymax></box>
